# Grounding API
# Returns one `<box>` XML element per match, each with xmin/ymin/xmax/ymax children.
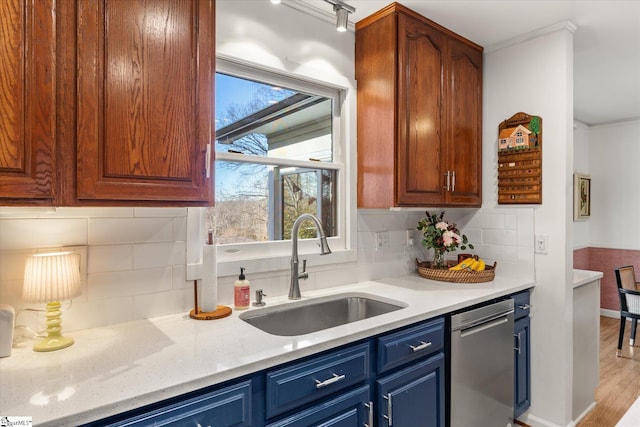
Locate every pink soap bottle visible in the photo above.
<box><xmin>234</xmin><ymin>267</ymin><xmax>250</xmax><ymax>310</ymax></box>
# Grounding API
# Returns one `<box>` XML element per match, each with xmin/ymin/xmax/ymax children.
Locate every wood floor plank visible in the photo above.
<box><xmin>577</xmin><ymin>316</ymin><xmax>640</xmax><ymax>427</ymax></box>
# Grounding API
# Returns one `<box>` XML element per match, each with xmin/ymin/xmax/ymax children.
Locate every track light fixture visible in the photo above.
<box><xmin>324</xmin><ymin>0</ymin><xmax>356</xmax><ymax>32</ymax></box>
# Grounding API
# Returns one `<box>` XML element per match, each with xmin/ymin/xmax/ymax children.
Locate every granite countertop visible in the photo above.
<box><xmin>0</xmin><ymin>273</ymin><xmax>534</xmax><ymax>426</ymax></box>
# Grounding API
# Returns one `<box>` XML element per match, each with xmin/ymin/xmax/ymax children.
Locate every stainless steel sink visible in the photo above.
<box><xmin>239</xmin><ymin>293</ymin><xmax>406</xmax><ymax>336</ymax></box>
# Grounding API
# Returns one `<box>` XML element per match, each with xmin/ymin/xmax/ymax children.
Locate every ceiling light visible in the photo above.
<box><xmin>335</xmin><ymin>6</ymin><xmax>348</xmax><ymax>32</ymax></box>
<box><xmin>323</xmin><ymin>0</ymin><xmax>356</xmax><ymax>33</ymax></box>
<box><xmin>270</xmin><ymin>0</ymin><xmax>281</xmax><ymax>4</ymax></box>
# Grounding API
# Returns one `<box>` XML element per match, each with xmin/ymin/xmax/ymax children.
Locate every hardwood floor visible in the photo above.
<box><xmin>577</xmin><ymin>316</ymin><xmax>640</xmax><ymax>426</ymax></box>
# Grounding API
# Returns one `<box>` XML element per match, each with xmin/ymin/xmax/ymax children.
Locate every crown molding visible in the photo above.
<box><xmin>485</xmin><ymin>20</ymin><xmax>577</xmax><ymax>53</ymax></box>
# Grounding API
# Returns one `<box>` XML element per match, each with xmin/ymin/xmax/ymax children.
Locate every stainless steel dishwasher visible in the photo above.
<box><xmin>451</xmin><ymin>298</ymin><xmax>515</xmax><ymax>427</ymax></box>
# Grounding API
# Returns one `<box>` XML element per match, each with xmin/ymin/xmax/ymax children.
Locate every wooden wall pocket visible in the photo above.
<box><xmin>497</xmin><ymin>112</ymin><xmax>542</xmax><ymax>204</ymax></box>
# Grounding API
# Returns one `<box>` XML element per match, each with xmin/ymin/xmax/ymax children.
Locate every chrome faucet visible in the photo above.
<box><xmin>289</xmin><ymin>213</ymin><xmax>332</xmax><ymax>300</ymax></box>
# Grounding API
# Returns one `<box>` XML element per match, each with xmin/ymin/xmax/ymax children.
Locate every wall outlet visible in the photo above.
<box><xmin>376</xmin><ymin>231</ymin><xmax>388</xmax><ymax>250</ymax></box>
<box><xmin>535</xmin><ymin>234</ymin><xmax>549</xmax><ymax>254</ymax></box>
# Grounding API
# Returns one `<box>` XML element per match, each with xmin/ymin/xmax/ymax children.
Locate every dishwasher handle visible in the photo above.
<box><xmin>459</xmin><ymin>313</ymin><xmax>512</xmax><ymax>338</ymax></box>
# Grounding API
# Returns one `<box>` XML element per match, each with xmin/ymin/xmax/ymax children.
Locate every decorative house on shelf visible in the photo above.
<box><xmin>498</xmin><ymin>124</ymin><xmax>532</xmax><ymax>151</ymax></box>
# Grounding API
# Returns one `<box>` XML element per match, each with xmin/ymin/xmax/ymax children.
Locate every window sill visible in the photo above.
<box><xmin>187</xmin><ymin>248</ymin><xmax>356</xmax><ymax>280</ymax></box>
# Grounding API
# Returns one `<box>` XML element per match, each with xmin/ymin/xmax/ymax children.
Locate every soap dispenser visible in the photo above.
<box><xmin>234</xmin><ymin>267</ymin><xmax>250</xmax><ymax>310</ymax></box>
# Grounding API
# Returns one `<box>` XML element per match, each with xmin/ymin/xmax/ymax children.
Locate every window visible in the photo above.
<box><xmin>211</xmin><ymin>60</ymin><xmax>344</xmax><ymax>257</ymax></box>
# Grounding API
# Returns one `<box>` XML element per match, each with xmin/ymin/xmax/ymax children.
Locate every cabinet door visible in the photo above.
<box><xmin>445</xmin><ymin>38</ymin><xmax>482</xmax><ymax>206</ymax></box>
<box><xmin>376</xmin><ymin>353</ymin><xmax>445</xmax><ymax>427</ymax></box>
<box><xmin>514</xmin><ymin>316</ymin><xmax>531</xmax><ymax>419</ymax></box>
<box><xmin>0</xmin><ymin>0</ymin><xmax>56</xmax><ymax>203</ymax></box>
<box><xmin>396</xmin><ymin>14</ymin><xmax>447</xmax><ymax>206</ymax></box>
<box><xmin>76</xmin><ymin>0</ymin><xmax>214</xmax><ymax>204</ymax></box>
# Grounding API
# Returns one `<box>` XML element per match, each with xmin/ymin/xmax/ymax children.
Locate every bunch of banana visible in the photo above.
<box><xmin>449</xmin><ymin>256</ymin><xmax>486</xmax><ymax>272</ymax></box>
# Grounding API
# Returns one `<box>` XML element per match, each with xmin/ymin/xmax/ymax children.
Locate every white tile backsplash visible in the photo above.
<box><xmin>89</xmin><ymin>218</ymin><xmax>175</xmax><ymax>245</ymax></box>
<box><xmin>0</xmin><ymin>206</ymin><xmax>534</xmax><ymax>332</ymax></box>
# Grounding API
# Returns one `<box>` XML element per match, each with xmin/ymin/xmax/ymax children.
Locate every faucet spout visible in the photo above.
<box><xmin>289</xmin><ymin>214</ymin><xmax>331</xmax><ymax>300</ymax></box>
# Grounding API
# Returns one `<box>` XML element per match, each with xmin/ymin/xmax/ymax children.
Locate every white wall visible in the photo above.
<box><xmin>588</xmin><ymin>120</ymin><xmax>640</xmax><ymax>250</ymax></box>
<box><xmin>484</xmin><ymin>23</ymin><xmax>575</xmax><ymax>427</ymax></box>
<box><xmin>573</xmin><ymin>121</ymin><xmax>591</xmax><ymax>249</ymax></box>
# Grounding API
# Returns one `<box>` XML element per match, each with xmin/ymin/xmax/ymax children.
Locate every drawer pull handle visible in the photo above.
<box><xmin>518</xmin><ymin>303</ymin><xmax>532</xmax><ymax>310</ymax></box>
<box><xmin>364</xmin><ymin>401</ymin><xmax>374</xmax><ymax>427</ymax></box>
<box><xmin>315</xmin><ymin>373</ymin><xmax>346</xmax><ymax>389</ymax></box>
<box><xmin>383</xmin><ymin>393</ymin><xmax>393</xmax><ymax>426</ymax></box>
<box><xmin>409</xmin><ymin>341</ymin><xmax>432</xmax><ymax>352</ymax></box>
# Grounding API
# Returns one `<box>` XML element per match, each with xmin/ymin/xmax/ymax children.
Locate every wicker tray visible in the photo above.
<box><xmin>416</xmin><ymin>259</ymin><xmax>496</xmax><ymax>283</ymax></box>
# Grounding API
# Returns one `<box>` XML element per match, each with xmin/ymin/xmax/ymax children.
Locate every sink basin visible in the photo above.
<box><xmin>239</xmin><ymin>293</ymin><xmax>406</xmax><ymax>336</ymax></box>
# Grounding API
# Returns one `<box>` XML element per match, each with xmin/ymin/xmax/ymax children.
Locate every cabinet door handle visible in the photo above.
<box><xmin>364</xmin><ymin>401</ymin><xmax>374</xmax><ymax>427</ymax></box>
<box><xmin>451</xmin><ymin>170</ymin><xmax>456</xmax><ymax>192</ymax></box>
<box><xmin>518</xmin><ymin>303</ymin><xmax>532</xmax><ymax>310</ymax></box>
<box><xmin>315</xmin><ymin>373</ymin><xmax>346</xmax><ymax>388</ymax></box>
<box><xmin>514</xmin><ymin>332</ymin><xmax>522</xmax><ymax>355</ymax></box>
<box><xmin>382</xmin><ymin>393</ymin><xmax>393</xmax><ymax>426</ymax></box>
<box><xmin>408</xmin><ymin>341</ymin><xmax>432</xmax><ymax>352</ymax></box>
<box><xmin>444</xmin><ymin>171</ymin><xmax>451</xmax><ymax>191</ymax></box>
<box><xmin>205</xmin><ymin>142</ymin><xmax>211</xmax><ymax>178</ymax></box>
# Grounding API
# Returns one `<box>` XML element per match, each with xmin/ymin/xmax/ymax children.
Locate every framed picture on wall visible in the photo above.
<box><xmin>573</xmin><ymin>173</ymin><xmax>591</xmax><ymax>221</ymax></box>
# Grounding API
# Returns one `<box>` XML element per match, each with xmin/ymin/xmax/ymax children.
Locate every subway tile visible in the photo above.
<box><xmin>172</xmin><ymin>264</ymin><xmax>191</xmax><ymax>290</ymax></box>
<box><xmin>88</xmin><ymin>245</ymin><xmax>133</xmax><ymax>273</ymax></box>
<box><xmin>63</xmin><ymin>296</ymin><xmax>135</xmax><ymax>331</ymax></box>
<box><xmin>483</xmin><ymin>229</ymin><xmax>517</xmax><ymax>246</ymax></box>
<box><xmin>0</xmin><ymin>218</ymin><xmax>88</xmax><ymax>250</ymax></box>
<box><xmin>173</xmin><ymin>216</ymin><xmax>188</xmax><ymax>241</ymax></box>
<box><xmin>87</xmin><ymin>267</ymin><xmax>173</xmax><ymax>300</ymax></box>
<box><xmin>133</xmin><ymin>242</ymin><xmax>186</xmax><ymax>269</ymax></box>
<box><xmin>88</xmin><ymin>218</ymin><xmax>174</xmax><ymax>245</ymax></box>
<box><xmin>133</xmin><ymin>289</ymin><xmax>192</xmax><ymax>320</ymax></box>
<box><xmin>53</xmin><ymin>207</ymin><xmax>134</xmax><ymax>218</ymax></box>
<box><xmin>134</xmin><ymin>207</ymin><xmax>188</xmax><ymax>218</ymax></box>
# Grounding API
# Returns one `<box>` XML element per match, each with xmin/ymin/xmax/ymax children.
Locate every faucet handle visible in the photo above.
<box><xmin>299</xmin><ymin>259</ymin><xmax>309</xmax><ymax>280</ymax></box>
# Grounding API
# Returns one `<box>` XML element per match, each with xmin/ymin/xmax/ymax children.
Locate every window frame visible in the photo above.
<box><xmin>186</xmin><ymin>58</ymin><xmax>355</xmax><ymax>279</ymax></box>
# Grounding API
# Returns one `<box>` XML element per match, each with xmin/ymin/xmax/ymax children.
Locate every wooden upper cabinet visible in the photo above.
<box><xmin>0</xmin><ymin>0</ymin><xmax>57</xmax><ymax>204</ymax></box>
<box><xmin>356</xmin><ymin>3</ymin><xmax>482</xmax><ymax>208</ymax></box>
<box><xmin>75</xmin><ymin>0</ymin><xmax>214</xmax><ymax>204</ymax></box>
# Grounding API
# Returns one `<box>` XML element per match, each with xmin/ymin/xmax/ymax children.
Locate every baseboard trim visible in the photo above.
<box><xmin>573</xmin><ymin>401</ymin><xmax>597</xmax><ymax>425</ymax></box>
<box><xmin>601</xmin><ymin>308</ymin><xmax>620</xmax><ymax>318</ymax></box>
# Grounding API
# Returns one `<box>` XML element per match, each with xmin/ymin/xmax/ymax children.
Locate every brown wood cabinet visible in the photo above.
<box><xmin>0</xmin><ymin>0</ymin><xmax>57</xmax><ymax>204</ymax></box>
<box><xmin>0</xmin><ymin>0</ymin><xmax>215</xmax><ymax>206</ymax></box>
<box><xmin>356</xmin><ymin>3</ymin><xmax>482</xmax><ymax>208</ymax></box>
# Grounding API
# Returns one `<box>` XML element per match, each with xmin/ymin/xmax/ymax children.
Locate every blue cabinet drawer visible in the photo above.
<box><xmin>99</xmin><ymin>380</ymin><xmax>252</xmax><ymax>427</ymax></box>
<box><xmin>377</xmin><ymin>317</ymin><xmax>444</xmax><ymax>373</ymax></box>
<box><xmin>266</xmin><ymin>342</ymin><xmax>371</xmax><ymax>418</ymax></box>
<box><xmin>513</xmin><ymin>290</ymin><xmax>531</xmax><ymax>320</ymax></box>
<box><xmin>266</xmin><ymin>385</ymin><xmax>371</xmax><ymax>427</ymax></box>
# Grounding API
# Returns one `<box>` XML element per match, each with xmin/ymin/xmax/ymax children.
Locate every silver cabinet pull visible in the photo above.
<box><xmin>315</xmin><ymin>373</ymin><xmax>345</xmax><ymax>389</ymax></box>
<box><xmin>451</xmin><ymin>170</ymin><xmax>456</xmax><ymax>192</ymax></box>
<box><xmin>514</xmin><ymin>332</ymin><xmax>522</xmax><ymax>355</ymax></box>
<box><xmin>364</xmin><ymin>401</ymin><xmax>374</xmax><ymax>427</ymax></box>
<box><xmin>518</xmin><ymin>303</ymin><xmax>532</xmax><ymax>310</ymax></box>
<box><xmin>445</xmin><ymin>171</ymin><xmax>451</xmax><ymax>191</ymax></box>
<box><xmin>408</xmin><ymin>341</ymin><xmax>432</xmax><ymax>352</ymax></box>
<box><xmin>383</xmin><ymin>393</ymin><xmax>393</xmax><ymax>426</ymax></box>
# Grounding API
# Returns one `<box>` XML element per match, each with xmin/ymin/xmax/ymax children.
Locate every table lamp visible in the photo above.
<box><xmin>23</xmin><ymin>252</ymin><xmax>81</xmax><ymax>352</ymax></box>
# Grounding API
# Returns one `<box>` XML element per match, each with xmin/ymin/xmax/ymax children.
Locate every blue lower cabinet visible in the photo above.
<box><xmin>376</xmin><ymin>353</ymin><xmax>445</xmax><ymax>427</ymax></box>
<box><xmin>90</xmin><ymin>380</ymin><xmax>253</xmax><ymax>427</ymax></box>
<box><xmin>514</xmin><ymin>315</ymin><xmax>531</xmax><ymax>419</ymax></box>
<box><xmin>265</xmin><ymin>342</ymin><xmax>371</xmax><ymax>418</ymax></box>
<box><xmin>266</xmin><ymin>385</ymin><xmax>371</xmax><ymax>427</ymax></box>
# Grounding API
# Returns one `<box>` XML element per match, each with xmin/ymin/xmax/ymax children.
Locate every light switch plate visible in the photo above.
<box><xmin>535</xmin><ymin>234</ymin><xmax>549</xmax><ymax>254</ymax></box>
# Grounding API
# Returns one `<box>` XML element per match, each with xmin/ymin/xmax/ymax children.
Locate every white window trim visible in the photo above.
<box><xmin>186</xmin><ymin>58</ymin><xmax>356</xmax><ymax>280</ymax></box>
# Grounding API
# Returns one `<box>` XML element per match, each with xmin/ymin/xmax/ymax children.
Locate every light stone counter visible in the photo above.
<box><xmin>0</xmin><ymin>274</ymin><xmax>533</xmax><ymax>426</ymax></box>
